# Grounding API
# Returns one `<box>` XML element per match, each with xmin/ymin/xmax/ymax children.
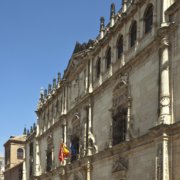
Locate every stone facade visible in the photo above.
<box><xmin>15</xmin><ymin>0</ymin><xmax>180</xmax><ymax>179</ymax></box>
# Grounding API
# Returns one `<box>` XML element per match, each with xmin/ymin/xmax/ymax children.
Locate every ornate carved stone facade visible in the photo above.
<box><xmin>12</xmin><ymin>0</ymin><xmax>180</xmax><ymax>179</ymax></box>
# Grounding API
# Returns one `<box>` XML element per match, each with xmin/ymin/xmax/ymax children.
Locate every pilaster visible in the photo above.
<box><xmin>83</xmin><ymin>118</ymin><xmax>87</xmax><ymax>156</ymax></box>
<box><xmin>100</xmin><ymin>17</ymin><xmax>105</xmax><ymax>39</ymax></box>
<box><xmin>122</xmin><ymin>0</ymin><xmax>128</xmax><ymax>13</ymax></box>
<box><xmin>88</xmin><ymin>59</ymin><xmax>93</xmax><ymax>93</ymax></box>
<box><xmin>156</xmin><ymin>132</ymin><xmax>170</xmax><ymax>180</ymax></box>
<box><xmin>161</xmin><ymin>0</ymin><xmax>173</xmax><ymax>26</ymax></box>
<box><xmin>158</xmin><ymin>26</ymin><xmax>171</xmax><ymax>125</ymax></box>
<box><xmin>126</xmin><ymin>97</ymin><xmax>132</xmax><ymax>141</ymax></box>
<box><xmin>87</xmin><ymin>103</ymin><xmax>92</xmax><ymax>156</ymax></box>
<box><xmin>110</xmin><ymin>3</ymin><xmax>115</xmax><ymax>27</ymax></box>
<box><xmin>35</xmin><ymin>141</ymin><xmax>41</xmax><ymax>177</ymax></box>
<box><xmin>85</xmin><ymin>159</ymin><xmax>92</xmax><ymax>180</ymax></box>
<box><xmin>63</xmin><ymin>120</ymin><xmax>67</xmax><ymax>144</ymax></box>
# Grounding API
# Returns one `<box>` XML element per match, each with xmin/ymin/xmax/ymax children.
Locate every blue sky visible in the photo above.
<box><xmin>0</xmin><ymin>0</ymin><xmax>122</xmax><ymax>155</ymax></box>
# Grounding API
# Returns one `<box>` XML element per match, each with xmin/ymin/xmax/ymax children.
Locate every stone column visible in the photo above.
<box><xmin>159</xmin><ymin>31</ymin><xmax>171</xmax><ymax>125</ymax></box>
<box><xmin>35</xmin><ymin>141</ymin><xmax>41</xmax><ymax>177</ymax></box>
<box><xmin>161</xmin><ymin>0</ymin><xmax>172</xmax><ymax>25</ymax></box>
<box><xmin>52</xmin><ymin>148</ymin><xmax>54</xmax><ymax>169</ymax></box>
<box><xmin>87</xmin><ymin>103</ymin><xmax>93</xmax><ymax>156</ymax></box>
<box><xmin>126</xmin><ymin>97</ymin><xmax>132</xmax><ymax>141</ymax></box>
<box><xmin>61</xmin><ymin>120</ymin><xmax>67</xmax><ymax>166</ymax></box>
<box><xmin>83</xmin><ymin>119</ymin><xmax>87</xmax><ymax>156</ymax></box>
<box><xmin>156</xmin><ymin>133</ymin><xmax>169</xmax><ymax>180</ymax></box>
<box><xmin>64</xmin><ymin>86</ymin><xmax>67</xmax><ymax>114</ymax></box>
<box><xmin>89</xmin><ymin>59</ymin><xmax>93</xmax><ymax>93</ymax></box>
<box><xmin>100</xmin><ymin>17</ymin><xmax>105</xmax><ymax>39</ymax></box>
<box><xmin>108</xmin><ymin>122</ymin><xmax>113</xmax><ymax>148</ymax></box>
<box><xmin>86</xmin><ymin>159</ymin><xmax>92</xmax><ymax>180</ymax></box>
<box><xmin>63</xmin><ymin>120</ymin><xmax>67</xmax><ymax>144</ymax></box>
<box><xmin>22</xmin><ymin>149</ymin><xmax>26</xmax><ymax>180</ymax></box>
<box><xmin>122</xmin><ymin>0</ymin><xmax>128</xmax><ymax>13</ymax></box>
<box><xmin>110</xmin><ymin>3</ymin><xmax>115</xmax><ymax>27</ymax></box>
<box><xmin>36</xmin><ymin>118</ymin><xmax>40</xmax><ymax>136</ymax></box>
<box><xmin>85</xmin><ymin>63</ymin><xmax>89</xmax><ymax>93</ymax></box>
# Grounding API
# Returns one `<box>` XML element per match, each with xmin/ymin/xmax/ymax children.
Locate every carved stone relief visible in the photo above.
<box><xmin>112</xmin><ymin>157</ymin><xmax>128</xmax><ymax>180</ymax></box>
<box><xmin>72</xmin><ymin>113</ymin><xmax>81</xmax><ymax>137</ymax></box>
<box><xmin>112</xmin><ymin>78</ymin><xmax>128</xmax><ymax>116</ymax></box>
<box><xmin>68</xmin><ymin>171</ymin><xmax>84</xmax><ymax>180</ymax></box>
<box><xmin>47</xmin><ymin>132</ymin><xmax>54</xmax><ymax>149</ymax></box>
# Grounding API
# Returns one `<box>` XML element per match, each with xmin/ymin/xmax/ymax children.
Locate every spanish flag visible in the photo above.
<box><xmin>58</xmin><ymin>143</ymin><xmax>70</xmax><ymax>162</ymax></box>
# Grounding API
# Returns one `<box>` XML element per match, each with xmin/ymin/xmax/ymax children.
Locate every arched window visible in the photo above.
<box><xmin>106</xmin><ymin>47</ymin><xmax>111</xmax><ymax>69</ymax></box>
<box><xmin>17</xmin><ymin>148</ymin><xmax>23</xmax><ymax>159</ymax></box>
<box><xmin>117</xmin><ymin>35</ymin><xmax>123</xmax><ymax>59</ymax></box>
<box><xmin>144</xmin><ymin>4</ymin><xmax>153</xmax><ymax>34</ymax></box>
<box><xmin>96</xmin><ymin>58</ymin><xmax>101</xmax><ymax>78</ymax></box>
<box><xmin>130</xmin><ymin>21</ymin><xmax>137</xmax><ymax>47</ymax></box>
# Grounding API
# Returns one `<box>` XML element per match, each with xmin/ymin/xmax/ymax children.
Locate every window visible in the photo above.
<box><xmin>5</xmin><ymin>147</ymin><xmax>10</xmax><ymax>165</ymax></box>
<box><xmin>130</xmin><ymin>21</ymin><xmax>137</xmax><ymax>47</ymax></box>
<box><xmin>29</xmin><ymin>142</ymin><xmax>33</xmax><ymax>177</ymax></box>
<box><xmin>30</xmin><ymin>143</ymin><xmax>33</xmax><ymax>157</ymax></box>
<box><xmin>144</xmin><ymin>4</ymin><xmax>153</xmax><ymax>34</ymax></box>
<box><xmin>17</xmin><ymin>148</ymin><xmax>23</xmax><ymax>159</ymax></box>
<box><xmin>117</xmin><ymin>35</ymin><xmax>123</xmax><ymax>59</ymax></box>
<box><xmin>46</xmin><ymin>150</ymin><xmax>52</xmax><ymax>172</ymax></box>
<box><xmin>106</xmin><ymin>47</ymin><xmax>111</xmax><ymax>69</ymax></box>
<box><xmin>113</xmin><ymin>106</ymin><xmax>127</xmax><ymax>145</ymax></box>
<box><xmin>70</xmin><ymin>136</ymin><xmax>79</xmax><ymax>162</ymax></box>
<box><xmin>96</xmin><ymin>58</ymin><xmax>101</xmax><ymax>78</ymax></box>
<box><xmin>46</xmin><ymin>134</ymin><xmax>53</xmax><ymax>172</ymax></box>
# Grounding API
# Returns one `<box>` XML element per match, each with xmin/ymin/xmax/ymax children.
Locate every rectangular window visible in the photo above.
<box><xmin>46</xmin><ymin>150</ymin><xmax>52</xmax><ymax>172</ymax></box>
<box><xmin>113</xmin><ymin>107</ymin><xmax>127</xmax><ymax>146</ymax></box>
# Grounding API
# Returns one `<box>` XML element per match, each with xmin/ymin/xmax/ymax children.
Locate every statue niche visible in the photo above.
<box><xmin>112</xmin><ymin>81</ymin><xmax>128</xmax><ymax>146</ymax></box>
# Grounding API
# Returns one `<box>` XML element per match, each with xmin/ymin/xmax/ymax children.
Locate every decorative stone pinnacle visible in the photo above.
<box><xmin>30</xmin><ymin>126</ymin><xmax>33</xmax><ymax>133</ymax></box>
<box><xmin>110</xmin><ymin>3</ymin><xmax>115</xmax><ymax>19</ymax></box>
<box><xmin>58</xmin><ymin>72</ymin><xmax>61</xmax><ymax>83</ymax></box>
<box><xmin>44</xmin><ymin>89</ymin><xmax>47</xmax><ymax>98</ymax></box>
<box><xmin>40</xmin><ymin>87</ymin><xmax>44</xmax><ymax>102</ymax></box>
<box><xmin>23</xmin><ymin>127</ymin><xmax>27</xmax><ymax>135</ymax></box>
<box><xmin>33</xmin><ymin>123</ymin><xmax>36</xmax><ymax>130</ymax></box>
<box><xmin>100</xmin><ymin>17</ymin><xmax>105</xmax><ymax>31</ymax></box>
<box><xmin>48</xmin><ymin>84</ymin><xmax>52</xmax><ymax>94</ymax></box>
<box><xmin>122</xmin><ymin>0</ymin><xmax>128</xmax><ymax>13</ymax></box>
<box><xmin>100</xmin><ymin>17</ymin><xmax>105</xmax><ymax>39</ymax></box>
<box><xmin>122</xmin><ymin>0</ymin><xmax>128</xmax><ymax>5</ymax></box>
<box><xmin>53</xmin><ymin>78</ymin><xmax>56</xmax><ymax>89</ymax></box>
